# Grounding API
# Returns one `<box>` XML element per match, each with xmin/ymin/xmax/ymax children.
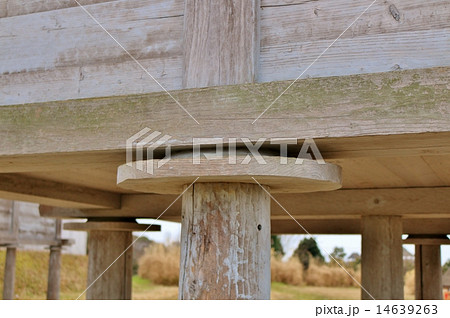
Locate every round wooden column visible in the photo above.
<box><xmin>179</xmin><ymin>183</ymin><xmax>271</xmax><ymax>299</ymax></box>
<box><xmin>361</xmin><ymin>216</ymin><xmax>404</xmax><ymax>300</ymax></box>
<box><xmin>415</xmin><ymin>245</ymin><xmax>442</xmax><ymax>300</ymax></box>
<box><xmin>405</xmin><ymin>235</ymin><xmax>449</xmax><ymax>300</ymax></box>
<box><xmin>2</xmin><ymin>246</ymin><xmax>17</xmax><ymax>300</ymax></box>
<box><xmin>47</xmin><ymin>246</ymin><xmax>62</xmax><ymax>300</ymax></box>
<box><xmin>64</xmin><ymin>220</ymin><xmax>160</xmax><ymax>300</ymax></box>
<box><xmin>117</xmin><ymin>154</ymin><xmax>342</xmax><ymax>300</ymax></box>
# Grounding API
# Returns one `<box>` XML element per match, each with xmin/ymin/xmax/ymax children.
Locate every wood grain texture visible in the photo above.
<box><xmin>415</xmin><ymin>245</ymin><xmax>443</xmax><ymax>300</ymax></box>
<box><xmin>361</xmin><ymin>216</ymin><xmax>404</xmax><ymax>300</ymax></box>
<box><xmin>64</xmin><ymin>221</ymin><xmax>160</xmax><ymax>232</ymax></box>
<box><xmin>117</xmin><ymin>157</ymin><xmax>342</xmax><ymax>194</ymax></box>
<box><xmin>271</xmin><ymin>218</ymin><xmax>450</xmax><ymax>235</ymax></box>
<box><xmin>0</xmin><ymin>174</ymin><xmax>121</xmax><ymax>209</ymax></box>
<box><xmin>0</xmin><ymin>0</ymin><xmax>184</xmax><ymax>105</ymax></box>
<box><xmin>1</xmin><ymin>67</ymin><xmax>448</xmax><ymax>157</ymax></box>
<box><xmin>47</xmin><ymin>246</ymin><xmax>61</xmax><ymax>300</ymax></box>
<box><xmin>41</xmin><ymin>187</ymin><xmax>450</xmax><ymax>220</ymax></box>
<box><xmin>179</xmin><ymin>183</ymin><xmax>271</xmax><ymax>299</ymax></box>
<box><xmin>259</xmin><ymin>0</ymin><xmax>450</xmax><ymax>81</ymax></box>
<box><xmin>183</xmin><ymin>0</ymin><xmax>259</xmax><ymax>88</ymax></box>
<box><xmin>2</xmin><ymin>247</ymin><xmax>16</xmax><ymax>300</ymax></box>
<box><xmin>5</xmin><ymin>0</ymin><xmax>118</xmax><ymax>17</ymax></box>
<box><xmin>86</xmin><ymin>230</ymin><xmax>133</xmax><ymax>300</ymax></box>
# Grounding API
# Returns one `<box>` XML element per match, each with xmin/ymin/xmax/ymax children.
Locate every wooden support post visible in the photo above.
<box><xmin>86</xmin><ymin>230</ymin><xmax>133</xmax><ymax>300</ymax></box>
<box><xmin>415</xmin><ymin>245</ymin><xmax>443</xmax><ymax>300</ymax></box>
<box><xmin>2</xmin><ymin>246</ymin><xmax>17</xmax><ymax>300</ymax></box>
<box><xmin>179</xmin><ymin>183</ymin><xmax>271</xmax><ymax>299</ymax></box>
<box><xmin>47</xmin><ymin>246</ymin><xmax>62</xmax><ymax>300</ymax></box>
<box><xmin>361</xmin><ymin>216</ymin><xmax>404</xmax><ymax>300</ymax></box>
<box><xmin>64</xmin><ymin>220</ymin><xmax>159</xmax><ymax>300</ymax></box>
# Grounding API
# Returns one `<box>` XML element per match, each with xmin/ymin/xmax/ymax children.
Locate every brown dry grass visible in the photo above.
<box><xmin>138</xmin><ymin>243</ymin><xmax>180</xmax><ymax>286</ymax></box>
<box><xmin>271</xmin><ymin>252</ymin><xmax>303</xmax><ymax>286</ymax></box>
<box><xmin>304</xmin><ymin>259</ymin><xmax>361</xmax><ymax>287</ymax></box>
<box><xmin>404</xmin><ymin>269</ymin><xmax>415</xmax><ymax>296</ymax></box>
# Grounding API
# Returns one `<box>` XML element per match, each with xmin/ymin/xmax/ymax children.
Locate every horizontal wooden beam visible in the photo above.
<box><xmin>2</xmin><ymin>132</ymin><xmax>450</xmax><ymax>174</ymax></box>
<box><xmin>1</xmin><ymin>67</ymin><xmax>448</xmax><ymax>158</ymax></box>
<box><xmin>0</xmin><ymin>174</ymin><xmax>121</xmax><ymax>209</ymax></box>
<box><xmin>271</xmin><ymin>218</ymin><xmax>450</xmax><ymax>235</ymax></box>
<box><xmin>40</xmin><ymin>187</ymin><xmax>450</xmax><ymax>219</ymax></box>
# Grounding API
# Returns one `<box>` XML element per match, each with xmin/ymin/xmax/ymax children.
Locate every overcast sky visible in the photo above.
<box><xmin>137</xmin><ymin>219</ymin><xmax>450</xmax><ymax>265</ymax></box>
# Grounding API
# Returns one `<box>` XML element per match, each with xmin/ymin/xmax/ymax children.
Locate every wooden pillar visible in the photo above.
<box><xmin>179</xmin><ymin>183</ymin><xmax>271</xmax><ymax>299</ymax></box>
<box><xmin>415</xmin><ymin>245</ymin><xmax>443</xmax><ymax>300</ymax></box>
<box><xmin>64</xmin><ymin>220</ymin><xmax>160</xmax><ymax>300</ymax></box>
<box><xmin>361</xmin><ymin>216</ymin><xmax>404</xmax><ymax>299</ymax></box>
<box><xmin>2</xmin><ymin>246</ymin><xmax>17</xmax><ymax>300</ymax></box>
<box><xmin>47</xmin><ymin>246</ymin><xmax>62</xmax><ymax>300</ymax></box>
<box><xmin>86</xmin><ymin>230</ymin><xmax>133</xmax><ymax>300</ymax></box>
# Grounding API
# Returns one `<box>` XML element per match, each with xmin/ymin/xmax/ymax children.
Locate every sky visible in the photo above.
<box><xmin>137</xmin><ymin>219</ymin><xmax>450</xmax><ymax>265</ymax></box>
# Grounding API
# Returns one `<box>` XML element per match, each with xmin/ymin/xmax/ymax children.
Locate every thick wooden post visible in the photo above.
<box><xmin>415</xmin><ymin>245</ymin><xmax>443</xmax><ymax>300</ymax></box>
<box><xmin>179</xmin><ymin>183</ymin><xmax>271</xmax><ymax>299</ymax></box>
<box><xmin>361</xmin><ymin>216</ymin><xmax>404</xmax><ymax>299</ymax></box>
<box><xmin>2</xmin><ymin>246</ymin><xmax>17</xmax><ymax>300</ymax></box>
<box><xmin>86</xmin><ymin>230</ymin><xmax>133</xmax><ymax>300</ymax></box>
<box><xmin>47</xmin><ymin>246</ymin><xmax>62</xmax><ymax>300</ymax></box>
<box><xmin>64</xmin><ymin>220</ymin><xmax>159</xmax><ymax>300</ymax></box>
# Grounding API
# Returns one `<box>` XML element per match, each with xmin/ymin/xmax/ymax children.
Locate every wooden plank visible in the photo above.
<box><xmin>0</xmin><ymin>174</ymin><xmax>121</xmax><ymax>209</ymax></box>
<box><xmin>40</xmin><ymin>187</ymin><xmax>450</xmax><ymax>219</ymax></box>
<box><xmin>4</xmin><ymin>0</ymin><xmax>118</xmax><ymax>17</ymax></box>
<box><xmin>260</xmin><ymin>0</ymin><xmax>450</xmax><ymax>81</ymax></box>
<box><xmin>1</xmin><ymin>67</ymin><xmax>448</xmax><ymax>157</ymax></box>
<box><xmin>183</xmin><ymin>0</ymin><xmax>259</xmax><ymax>88</ymax></box>
<box><xmin>0</xmin><ymin>0</ymin><xmax>184</xmax><ymax>105</ymax></box>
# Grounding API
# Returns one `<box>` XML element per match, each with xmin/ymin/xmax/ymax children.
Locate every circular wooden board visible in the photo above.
<box><xmin>64</xmin><ymin>221</ymin><xmax>161</xmax><ymax>232</ymax></box>
<box><xmin>117</xmin><ymin>156</ymin><xmax>342</xmax><ymax>194</ymax></box>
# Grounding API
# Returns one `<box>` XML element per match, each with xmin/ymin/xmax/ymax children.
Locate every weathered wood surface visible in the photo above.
<box><xmin>2</xmin><ymin>0</ymin><xmax>118</xmax><ymax>17</ymax></box>
<box><xmin>64</xmin><ymin>221</ymin><xmax>160</xmax><ymax>232</ymax></box>
<box><xmin>0</xmin><ymin>0</ymin><xmax>449</xmax><ymax>104</ymax></box>
<box><xmin>86</xmin><ymin>230</ymin><xmax>133</xmax><ymax>300</ymax></box>
<box><xmin>259</xmin><ymin>0</ymin><xmax>450</xmax><ymax>81</ymax></box>
<box><xmin>0</xmin><ymin>174</ymin><xmax>121</xmax><ymax>209</ymax></box>
<box><xmin>415</xmin><ymin>245</ymin><xmax>443</xmax><ymax>300</ymax></box>
<box><xmin>183</xmin><ymin>0</ymin><xmax>259</xmax><ymax>88</ymax></box>
<box><xmin>179</xmin><ymin>183</ymin><xmax>271</xmax><ymax>299</ymax></box>
<box><xmin>361</xmin><ymin>216</ymin><xmax>404</xmax><ymax>300</ymax></box>
<box><xmin>2</xmin><ymin>246</ymin><xmax>16</xmax><ymax>300</ymax></box>
<box><xmin>47</xmin><ymin>246</ymin><xmax>61</xmax><ymax>300</ymax></box>
<box><xmin>40</xmin><ymin>187</ymin><xmax>450</xmax><ymax>219</ymax></box>
<box><xmin>117</xmin><ymin>157</ymin><xmax>342</xmax><ymax>194</ymax></box>
<box><xmin>0</xmin><ymin>0</ymin><xmax>184</xmax><ymax>105</ymax></box>
<box><xmin>1</xmin><ymin>67</ymin><xmax>448</xmax><ymax>157</ymax></box>
<box><xmin>271</xmin><ymin>218</ymin><xmax>450</xmax><ymax>235</ymax></box>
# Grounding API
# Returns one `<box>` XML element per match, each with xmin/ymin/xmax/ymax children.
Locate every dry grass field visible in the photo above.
<box><xmin>0</xmin><ymin>249</ymin><xmax>416</xmax><ymax>300</ymax></box>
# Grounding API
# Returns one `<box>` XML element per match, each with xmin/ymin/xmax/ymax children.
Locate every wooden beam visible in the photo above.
<box><xmin>2</xmin><ymin>132</ymin><xmax>450</xmax><ymax>174</ymax></box>
<box><xmin>0</xmin><ymin>174</ymin><xmax>120</xmax><ymax>209</ymax></box>
<box><xmin>40</xmin><ymin>187</ymin><xmax>450</xmax><ymax>219</ymax></box>
<box><xmin>270</xmin><ymin>218</ymin><xmax>450</xmax><ymax>235</ymax></box>
<box><xmin>1</xmin><ymin>67</ymin><xmax>448</xmax><ymax>157</ymax></box>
